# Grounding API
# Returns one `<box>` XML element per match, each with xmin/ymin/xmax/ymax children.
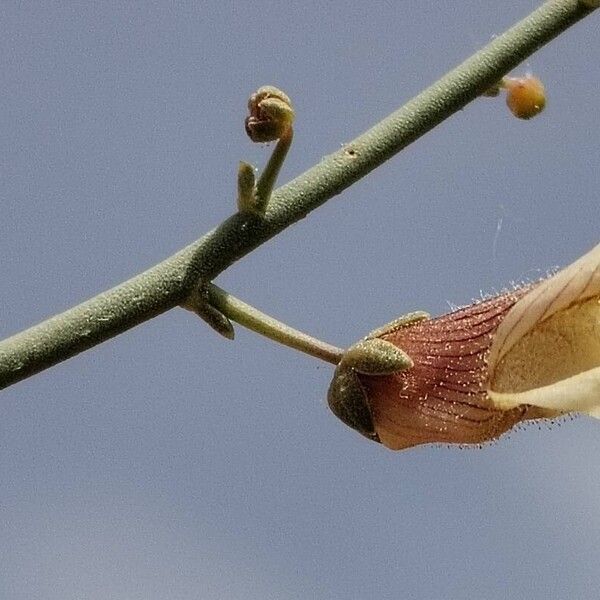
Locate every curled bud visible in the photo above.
<box><xmin>245</xmin><ymin>86</ymin><xmax>295</xmax><ymax>143</ymax></box>
<box><xmin>328</xmin><ymin>243</ymin><xmax>600</xmax><ymax>450</ymax></box>
<box><xmin>503</xmin><ymin>75</ymin><xmax>546</xmax><ymax>120</ymax></box>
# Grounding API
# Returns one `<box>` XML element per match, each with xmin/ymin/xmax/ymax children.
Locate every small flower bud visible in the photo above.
<box><xmin>245</xmin><ymin>86</ymin><xmax>295</xmax><ymax>143</ymax></box>
<box><xmin>503</xmin><ymin>75</ymin><xmax>546</xmax><ymax>120</ymax></box>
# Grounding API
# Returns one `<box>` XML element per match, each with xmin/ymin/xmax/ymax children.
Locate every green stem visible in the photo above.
<box><xmin>207</xmin><ymin>284</ymin><xmax>344</xmax><ymax>365</ymax></box>
<box><xmin>254</xmin><ymin>126</ymin><xmax>294</xmax><ymax>213</ymax></box>
<box><xmin>0</xmin><ymin>0</ymin><xmax>595</xmax><ymax>390</ymax></box>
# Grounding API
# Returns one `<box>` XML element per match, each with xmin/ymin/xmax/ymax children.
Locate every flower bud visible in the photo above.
<box><xmin>503</xmin><ymin>75</ymin><xmax>546</xmax><ymax>120</ymax></box>
<box><xmin>245</xmin><ymin>86</ymin><xmax>295</xmax><ymax>143</ymax></box>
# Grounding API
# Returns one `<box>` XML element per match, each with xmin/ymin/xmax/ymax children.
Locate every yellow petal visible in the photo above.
<box><xmin>489</xmin><ymin>243</ymin><xmax>600</xmax><ymax>416</ymax></box>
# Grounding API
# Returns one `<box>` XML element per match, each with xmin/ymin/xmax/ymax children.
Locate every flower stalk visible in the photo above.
<box><xmin>206</xmin><ymin>284</ymin><xmax>344</xmax><ymax>365</ymax></box>
<box><xmin>240</xmin><ymin>86</ymin><xmax>295</xmax><ymax>215</ymax></box>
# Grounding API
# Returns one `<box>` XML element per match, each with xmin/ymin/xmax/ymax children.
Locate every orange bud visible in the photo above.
<box><xmin>503</xmin><ymin>75</ymin><xmax>546</xmax><ymax>120</ymax></box>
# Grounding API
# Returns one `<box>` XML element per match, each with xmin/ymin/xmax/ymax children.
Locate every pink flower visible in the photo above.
<box><xmin>330</xmin><ymin>244</ymin><xmax>600</xmax><ymax>450</ymax></box>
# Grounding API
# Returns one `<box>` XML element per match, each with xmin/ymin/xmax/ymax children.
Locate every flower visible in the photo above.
<box><xmin>346</xmin><ymin>243</ymin><xmax>600</xmax><ymax>450</ymax></box>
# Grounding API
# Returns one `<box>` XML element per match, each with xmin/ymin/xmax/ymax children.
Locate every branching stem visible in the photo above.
<box><xmin>0</xmin><ymin>0</ymin><xmax>596</xmax><ymax>390</ymax></box>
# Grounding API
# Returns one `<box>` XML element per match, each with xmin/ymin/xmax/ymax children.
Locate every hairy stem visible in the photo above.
<box><xmin>0</xmin><ymin>0</ymin><xmax>595</xmax><ymax>390</ymax></box>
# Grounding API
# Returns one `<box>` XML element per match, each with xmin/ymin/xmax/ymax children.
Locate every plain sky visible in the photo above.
<box><xmin>1</xmin><ymin>2</ymin><xmax>599</xmax><ymax>599</ymax></box>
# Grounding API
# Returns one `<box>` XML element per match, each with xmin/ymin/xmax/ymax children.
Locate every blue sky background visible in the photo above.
<box><xmin>1</xmin><ymin>2</ymin><xmax>599</xmax><ymax>599</ymax></box>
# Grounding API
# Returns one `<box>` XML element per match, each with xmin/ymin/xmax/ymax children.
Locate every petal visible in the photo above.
<box><xmin>491</xmin><ymin>367</ymin><xmax>600</xmax><ymax>414</ymax></box>
<box><xmin>490</xmin><ymin>243</ymin><xmax>600</xmax><ymax>366</ymax></box>
<box><xmin>489</xmin><ymin>243</ymin><xmax>600</xmax><ymax>416</ymax></box>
